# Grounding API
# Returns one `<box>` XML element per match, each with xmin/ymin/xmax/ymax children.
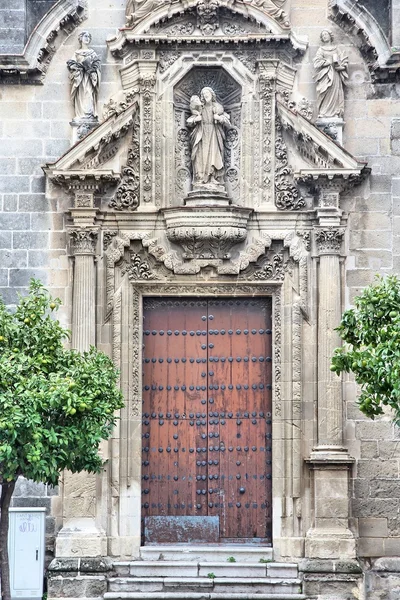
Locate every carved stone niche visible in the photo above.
<box><xmin>173</xmin><ymin>66</ymin><xmax>242</xmax><ymax>205</ymax></box>
<box><xmin>164</xmin><ymin>65</ymin><xmax>249</xmax><ymax>261</ymax></box>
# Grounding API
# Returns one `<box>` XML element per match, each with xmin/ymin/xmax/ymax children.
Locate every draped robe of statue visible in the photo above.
<box><xmin>314</xmin><ymin>43</ymin><xmax>348</xmax><ymax>118</ymax></box>
<box><xmin>187</xmin><ymin>88</ymin><xmax>231</xmax><ymax>186</ymax></box>
<box><xmin>67</xmin><ymin>47</ymin><xmax>101</xmax><ymax>121</ymax></box>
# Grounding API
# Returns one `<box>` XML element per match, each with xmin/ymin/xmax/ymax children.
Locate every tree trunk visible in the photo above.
<box><xmin>0</xmin><ymin>480</ymin><xmax>16</xmax><ymax>600</ymax></box>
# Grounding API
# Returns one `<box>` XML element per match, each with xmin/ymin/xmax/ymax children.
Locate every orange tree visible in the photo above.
<box><xmin>331</xmin><ymin>275</ymin><xmax>400</xmax><ymax>421</ymax></box>
<box><xmin>0</xmin><ymin>280</ymin><xmax>124</xmax><ymax>600</ymax></box>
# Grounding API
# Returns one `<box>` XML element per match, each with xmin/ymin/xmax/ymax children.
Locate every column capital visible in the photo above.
<box><xmin>314</xmin><ymin>226</ymin><xmax>345</xmax><ymax>256</ymax></box>
<box><xmin>69</xmin><ymin>229</ymin><xmax>98</xmax><ymax>256</ymax></box>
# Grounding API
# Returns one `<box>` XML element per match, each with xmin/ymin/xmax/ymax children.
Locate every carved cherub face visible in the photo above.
<box><xmin>190</xmin><ymin>95</ymin><xmax>202</xmax><ymax>114</ymax></box>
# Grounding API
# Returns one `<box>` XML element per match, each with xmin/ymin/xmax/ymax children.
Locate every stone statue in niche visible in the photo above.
<box><xmin>67</xmin><ymin>31</ymin><xmax>101</xmax><ymax>138</ymax></box>
<box><xmin>187</xmin><ymin>87</ymin><xmax>231</xmax><ymax>189</ymax></box>
<box><xmin>313</xmin><ymin>29</ymin><xmax>348</xmax><ymax>118</ymax></box>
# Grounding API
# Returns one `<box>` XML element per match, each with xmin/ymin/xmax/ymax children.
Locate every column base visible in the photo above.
<box><xmin>305</xmin><ymin>527</ymin><xmax>356</xmax><ymax>560</ymax></box>
<box><xmin>55</xmin><ymin>518</ymin><xmax>107</xmax><ymax>557</ymax></box>
<box><xmin>300</xmin><ymin>558</ymin><xmax>363</xmax><ymax>600</ymax></box>
<box><xmin>306</xmin><ymin>448</ymin><xmax>356</xmax><ymax>560</ymax></box>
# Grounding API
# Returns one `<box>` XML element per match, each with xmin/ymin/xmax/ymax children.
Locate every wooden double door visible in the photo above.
<box><xmin>141</xmin><ymin>297</ymin><xmax>272</xmax><ymax>544</ymax></box>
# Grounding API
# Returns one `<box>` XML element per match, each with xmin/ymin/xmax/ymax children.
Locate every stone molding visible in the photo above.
<box><xmin>331</xmin><ymin>0</ymin><xmax>400</xmax><ymax>81</ymax></box>
<box><xmin>0</xmin><ymin>0</ymin><xmax>86</xmax><ymax>85</ymax></box>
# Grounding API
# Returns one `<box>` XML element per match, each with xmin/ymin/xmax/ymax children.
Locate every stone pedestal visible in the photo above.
<box><xmin>184</xmin><ymin>186</ymin><xmax>231</xmax><ymax>207</ymax></box>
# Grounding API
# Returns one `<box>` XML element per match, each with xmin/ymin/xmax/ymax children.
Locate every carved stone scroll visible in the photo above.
<box><xmin>109</xmin><ymin>110</ymin><xmax>140</xmax><ymax>211</ymax></box>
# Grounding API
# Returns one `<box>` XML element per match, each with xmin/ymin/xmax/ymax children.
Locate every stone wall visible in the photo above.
<box><xmin>0</xmin><ymin>0</ymin><xmax>124</xmax><ymax>559</ymax></box>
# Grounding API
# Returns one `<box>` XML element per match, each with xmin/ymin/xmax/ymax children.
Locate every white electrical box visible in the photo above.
<box><xmin>8</xmin><ymin>508</ymin><xmax>46</xmax><ymax>600</ymax></box>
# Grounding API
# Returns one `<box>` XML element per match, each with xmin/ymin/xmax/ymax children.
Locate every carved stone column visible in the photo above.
<box><xmin>70</xmin><ymin>229</ymin><xmax>97</xmax><ymax>350</ymax></box>
<box><xmin>305</xmin><ymin>187</ymin><xmax>356</xmax><ymax>564</ymax></box>
<box><xmin>315</xmin><ymin>225</ymin><xmax>344</xmax><ymax>448</ymax></box>
<box><xmin>55</xmin><ymin>185</ymin><xmax>106</xmax><ymax>557</ymax></box>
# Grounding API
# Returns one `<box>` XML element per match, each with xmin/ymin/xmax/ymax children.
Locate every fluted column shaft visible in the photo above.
<box><xmin>72</xmin><ymin>253</ymin><xmax>96</xmax><ymax>351</ymax></box>
<box><xmin>317</xmin><ymin>252</ymin><xmax>343</xmax><ymax>447</ymax></box>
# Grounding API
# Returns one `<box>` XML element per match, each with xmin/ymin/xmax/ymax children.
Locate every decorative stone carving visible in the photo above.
<box><xmin>174</xmin><ymin>67</ymin><xmax>241</xmax><ymax>204</ymax></box>
<box><xmin>122</xmin><ymin>253</ymin><xmax>160</xmax><ymax>280</ymax></box>
<box><xmin>69</xmin><ymin>229</ymin><xmax>98</xmax><ymax>255</ymax></box>
<box><xmin>196</xmin><ymin>0</ymin><xmax>220</xmax><ymax>35</ymax></box>
<box><xmin>67</xmin><ymin>31</ymin><xmax>101</xmax><ymax>139</ymax></box>
<box><xmin>103</xmin><ymin>230</ymin><xmax>118</xmax><ymax>251</ymax></box>
<box><xmin>314</xmin><ymin>29</ymin><xmax>348</xmax><ymax>119</ymax></box>
<box><xmin>139</xmin><ymin>74</ymin><xmax>156</xmax><ymax>202</ymax></box>
<box><xmin>187</xmin><ymin>87</ymin><xmax>231</xmax><ymax>192</ymax></box>
<box><xmin>163</xmin><ymin>206</ymin><xmax>251</xmax><ymax>261</ymax></box>
<box><xmin>109</xmin><ymin>110</ymin><xmax>140</xmax><ymax>211</ymax></box>
<box><xmin>102</xmin><ymin>91</ymin><xmax>137</xmax><ymax>120</ymax></box>
<box><xmin>125</xmin><ymin>0</ymin><xmax>289</xmax><ymax>28</ymax></box>
<box><xmin>0</xmin><ymin>0</ymin><xmax>86</xmax><ymax>84</ymax></box>
<box><xmin>74</xmin><ymin>191</ymin><xmax>94</xmax><ymax>208</ymax></box>
<box><xmin>314</xmin><ymin>227</ymin><xmax>345</xmax><ymax>255</ymax></box>
<box><xmin>275</xmin><ymin>120</ymin><xmax>305</xmax><ymax>211</ymax></box>
<box><xmin>251</xmin><ymin>252</ymin><xmax>286</xmax><ymax>280</ymax></box>
<box><xmin>260</xmin><ymin>76</ymin><xmax>273</xmax><ymax>203</ymax></box>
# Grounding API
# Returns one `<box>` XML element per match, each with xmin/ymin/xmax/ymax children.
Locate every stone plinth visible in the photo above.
<box><xmin>184</xmin><ymin>187</ymin><xmax>230</xmax><ymax>207</ymax></box>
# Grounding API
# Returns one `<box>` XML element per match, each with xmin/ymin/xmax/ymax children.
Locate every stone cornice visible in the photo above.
<box><xmin>0</xmin><ymin>0</ymin><xmax>86</xmax><ymax>85</ymax></box>
<box><xmin>331</xmin><ymin>0</ymin><xmax>400</xmax><ymax>82</ymax></box>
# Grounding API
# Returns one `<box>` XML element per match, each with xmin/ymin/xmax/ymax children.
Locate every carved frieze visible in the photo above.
<box><xmin>260</xmin><ymin>76</ymin><xmax>274</xmax><ymax>204</ymax></box>
<box><xmin>139</xmin><ymin>74</ymin><xmax>156</xmax><ymax>203</ymax></box>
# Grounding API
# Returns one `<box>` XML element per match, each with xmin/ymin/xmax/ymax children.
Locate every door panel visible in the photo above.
<box><xmin>142</xmin><ymin>297</ymin><xmax>272</xmax><ymax>543</ymax></box>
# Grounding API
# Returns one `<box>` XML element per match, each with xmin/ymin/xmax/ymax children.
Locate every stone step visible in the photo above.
<box><xmin>108</xmin><ymin>577</ymin><xmax>301</xmax><ymax>594</ymax></box>
<box><xmin>105</xmin><ymin>594</ymin><xmax>306</xmax><ymax>600</ymax></box>
<box><xmin>113</xmin><ymin>561</ymin><xmax>297</xmax><ymax>579</ymax></box>
<box><xmin>140</xmin><ymin>545</ymin><xmax>273</xmax><ymax>563</ymax></box>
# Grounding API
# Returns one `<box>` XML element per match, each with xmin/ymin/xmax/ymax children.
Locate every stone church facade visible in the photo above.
<box><xmin>1</xmin><ymin>1</ymin><xmax>400</xmax><ymax>599</ymax></box>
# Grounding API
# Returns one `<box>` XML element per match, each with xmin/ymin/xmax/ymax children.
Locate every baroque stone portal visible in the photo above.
<box><xmin>187</xmin><ymin>86</ymin><xmax>231</xmax><ymax>190</ymax></box>
<box><xmin>313</xmin><ymin>29</ymin><xmax>348</xmax><ymax>118</ymax></box>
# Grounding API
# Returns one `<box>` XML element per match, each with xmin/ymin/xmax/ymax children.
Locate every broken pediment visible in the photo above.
<box><xmin>43</xmin><ymin>98</ymin><xmax>138</xmax><ymax>189</ymax></box>
<box><xmin>276</xmin><ymin>97</ymin><xmax>370</xmax><ymax>189</ymax></box>
<box><xmin>109</xmin><ymin>0</ymin><xmax>308</xmax><ymax>55</ymax></box>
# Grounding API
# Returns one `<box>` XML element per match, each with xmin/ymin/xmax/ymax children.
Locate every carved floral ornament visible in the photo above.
<box><xmin>69</xmin><ymin>229</ymin><xmax>98</xmax><ymax>255</ymax></box>
<box><xmin>125</xmin><ymin>0</ymin><xmax>290</xmax><ymax>29</ymax></box>
<box><xmin>314</xmin><ymin>227</ymin><xmax>345</xmax><ymax>255</ymax></box>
